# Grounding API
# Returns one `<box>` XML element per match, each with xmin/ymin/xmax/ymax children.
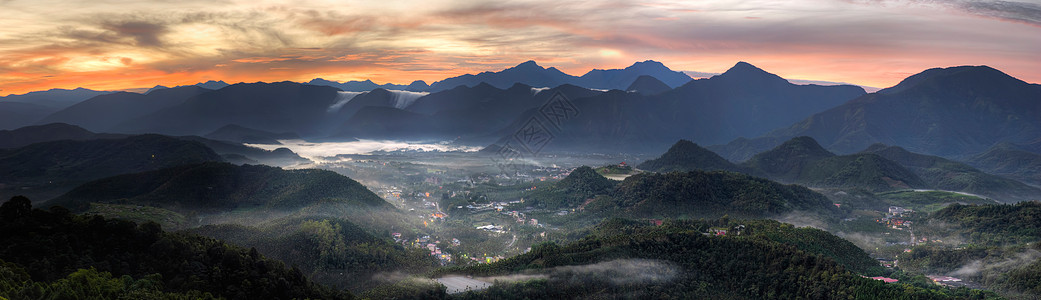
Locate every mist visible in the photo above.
<box><xmin>246</xmin><ymin>139</ymin><xmax>483</xmax><ymax>161</ymax></box>
<box><xmin>951</xmin><ymin>249</ymin><xmax>1041</xmax><ymax>278</ymax></box>
<box><xmin>328</xmin><ymin>91</ymin><xmax>364</xmax><ymax>112</ymax></box>
<box><xmin>386</xmin><ymin>89</ymin><xmax>428</xmax><ymax>109</ymax></box>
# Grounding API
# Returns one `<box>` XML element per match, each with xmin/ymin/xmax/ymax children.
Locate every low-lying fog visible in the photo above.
<box><xmin>247</xmin><ymin>139</ymin><xmax>484</xmax><ymax>160</ymax></box>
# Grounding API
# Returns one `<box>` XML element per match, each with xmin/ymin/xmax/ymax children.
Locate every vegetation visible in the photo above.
<box><xmin>899</xmin><ymin>243</ymin><xmax>1041</xmax><ymax>299</ymax></box>
<box><xmin>637</xmin><ymin>139</ymin><xmax>745</xmax><ymax>173</ymax></box>
<box><xmin>50</xmin><ymin>162</ymin><xmax>391</xmax><ymax>213</ymax></box>
<box><xmin>525</xmin><ymin>166</ymin><xmax>616</xmax><ymax>209</ymax></box>
<box><xmin>863</xmin><ymin>144</ymin><xmax>1041</xmax><ymax>202</ymax></box>
<box><xmin>440</xmin><ymin>218</ymin><xmax>998</xmax><ymax>299</ymax></box>
<box><xmin>189</xmin><ymin>217</ymin><xmax>439</xmax><ymax>291</ymax></box>
<box><xmin>877</xmin><ymin>190</ymin><xmax>993</xmax><ymax>213</ymax></box>
<box><xmin>926</xmin><ymin>202</ymin><xmax>1041</xmax><ymax>245</ymax></box>
<box><xmin>0</xmin><ymin>196</ymin><xmax>352</xmax><ymax>299</ymax></box>
<box><xmin>593</xmin><ymin>170</ymin><xmax>840</xmax><ymax>219</ymax></box>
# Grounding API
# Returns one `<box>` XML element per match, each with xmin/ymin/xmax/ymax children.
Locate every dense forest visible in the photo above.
<box><xmin>49</xmin><ymin>162</ymin><xmax>391</xmax><ymax>213</ymax></box>
<box><xmin>438</xmin><ymin>218</ymin><xmax>998</xmax><ymax>299</ymax></box>
<box><xmin>0</xmin><ymin>196</ymin><xmax>352</xmax><ymax>300</ymax></box>
<box><xmin>190</xmin><ymin>217</ymin><xmax>439</xmax><ymax>291</ymax></box>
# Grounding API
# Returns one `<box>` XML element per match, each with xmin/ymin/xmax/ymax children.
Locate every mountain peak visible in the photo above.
<box><xmin>717</xmin><ymin>62</ymin><xmax>787</xmax><ymax>84</ymax></box>
<box><xmin>626</xmin><ymin>75</ymin><xmax>671</xmax><ymax>95</ymax></box>
<box><xmin>879</xmin><ymin>65</ymin><xmax>1019</xmax><ymax>94</ymax></box>
<box><xmin>628</xmin><ymin>60</ymin><xmax>667</xmax><ymax>69</ymax></box>
<box><xmin>512</xmin><ymin>60</ymin><xmax>543</xmax><ymax>70</ymax></box>
<box><xmin>637</xmin><ymin>139</ymin><xmax>742</xmax><ymax>173</ymax></box>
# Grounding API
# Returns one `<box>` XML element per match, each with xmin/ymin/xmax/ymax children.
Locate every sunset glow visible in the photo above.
<box><xmin>2</xmin><ymin>0</ymin><xmax>1039</xmax><ymax>95</ymax></box>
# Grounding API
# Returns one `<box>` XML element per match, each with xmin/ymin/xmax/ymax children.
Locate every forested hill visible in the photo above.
<box><xmin>50</xmin><ymin>162</ymin><xmax>391</xmax><ymax>213</ymax></box>
<box><xmin>441</xmin><ymin>218</ymin><xmax>996</xmax><ymax>299</ymax></box>
<box><xmin>0</xmin><ymin>196</ymin><xmax>351</xmax><ymax>299</ymax></box>
<box><xmin>587</xmin><ymin>170</ymin><xmax>840</xmax><ymax>219</ymax></box>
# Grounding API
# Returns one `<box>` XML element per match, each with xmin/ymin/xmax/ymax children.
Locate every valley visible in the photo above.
<box><xmin>1</xmin><ymin>59</ymin><xmax>1039</xmax><ymax>299</ymax></box>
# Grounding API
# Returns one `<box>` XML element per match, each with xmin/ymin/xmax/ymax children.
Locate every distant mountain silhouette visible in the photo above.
<box><xmin>146</xmin><ymin>80</ymin><xmax>230</xmax><ymax>94</ymax></box>
<box><xmin>204</xmin><ymin>124</ymin><xmax>300</xmax><ymax>145</ymax></box>
<box><xmin>0</xmin><ymin>102</ymin><xmax>57</xmax><ymax>130</ymax></box>
<box><xmin>50</xmin><ymin>162</ymin><xmax>391</xmax><ymax>213</ymax></box>
<box><xmin>967</xmin><ymin>142</ymin><xmax>1041</xmax><ymax>187</ymax></box>
<box><xmin>626</xmin><ymin>75</ymin><xmax>672</xmax><ymax>95</ymax></box>
<box><xmin>428</xmin><ymin>60</ymin><xmax>692</xmax><ymax>91</ymax></box>
<box><xmin>764</xmin><ymin>65</ymin><xmax>1041</xmax><ymax>157</ymax></box>
<box><xmin>0</xmin><ymin>88</ymin><xmax>112</xmax><ymax>129</ymax></box>
<box><xmin>113</xmin><ymin>82</ymin><xmax>341</xmax><ymax>136</ymax></box>
<box><xmin>0</xmin><ymin>123</ymin><xmax>122</xmax><ymax>149</ymax></box>
<box><xmin>487</xmin><ymin>62</ymin><xmax>864</xmax><ymax>152</ymax></box>
<box><xmin>579</xmin><ymin>60</ymin><xmax>692</xmax><ymax>89</ymax></box>
<box><xmin>637</xmin><ymin>140</ymin><xmax>744</xmax><ymax>173</ymax></box>
<box><xmin>0</xmin><ymin>87</ymin><xmax>110</xmax><ymax>109</ymax></box>
<box><xmin>861</xmin><ymin>144</ymin><xmax>1041</xmax><ymax>202</ymax></box>
<box><xmin>39</xmin><ymin>86</ymin><xmax>211</xmax><ymax>132</ymax></box>
<box><xmin>334</xmin><ymin>83</ymin><xmax>601</xmax><ymax>142</ymax></box>
<box><xmin>307</xmin><ymin>78</ymin><xmax>419</xmax><ymax>92</ymax></box>
<box><xmin>429</xmin><ymin>60</ymin><xmax>576</xmax><ymax>91</ymax></box>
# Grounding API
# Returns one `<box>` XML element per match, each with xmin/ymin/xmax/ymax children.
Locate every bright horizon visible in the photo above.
<box><xmin>2</xmin><ymin>0</ymin><xmax>1040</xmax><ymax>96</ymax></box>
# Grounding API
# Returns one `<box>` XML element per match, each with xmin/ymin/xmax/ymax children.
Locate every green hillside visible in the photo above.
<box><xmin>50</xmin><ymin>162</ymin><xmax>391</xmax><ymax>213</ymax></box>
<box><xmin>442</xmin><ymin>218</ymin><xmax>994</xmax><ymax>299</ymax></box>
<box><xmin>637</xmin><ymin>139</ymin><xmax>745</xmax><ymax>173</ymax></box>
<box><xmin>0</xmin><ymin>196</ymin><xmax>351</xmax><ymax>300</ymax></box>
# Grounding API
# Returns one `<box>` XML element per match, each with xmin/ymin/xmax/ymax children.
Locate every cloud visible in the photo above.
<box><xmin>1</xmin><ymin>0</ymin><xmax>1039</xmax><ymax>95</ymax></box>
<box><xmin>846</xmin><ymin>0</ymin><xmax>1041</xmax><ymax>27</ymax></box>
<box><xmin>103</xmin><ymin>21</ymin><xmax>168</xmax><ymax>47</ymax></box>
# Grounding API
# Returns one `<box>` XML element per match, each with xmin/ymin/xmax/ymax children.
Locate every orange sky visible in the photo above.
<box><xmin>2</xmin><ymin>0</ymin><xmax>1040</xmax><ymax>96</ymax></box>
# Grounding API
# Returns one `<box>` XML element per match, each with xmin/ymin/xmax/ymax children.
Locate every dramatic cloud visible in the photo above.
<box><xmin>1</xmin><ymin>0</ymin><xmax>1039</xmax><ymax>95</ymax></box>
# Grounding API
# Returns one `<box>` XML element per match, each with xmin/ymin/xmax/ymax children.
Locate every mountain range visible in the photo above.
<box><xmin>731</xmin><ymin>65</ymin><xmax>1041</xmax><ymax>159</ymax></box>
<box><xmin>641</xmin><ymin>137</ymin><xmax>1041</xmax><ymax>201</ymax></box>
<box><xmin>487</xmin><ymin>62</ymin><xmax>865</xmax><ymax>152</ymax></box>
<box><xmin>2</xmin><ymin>61</ymin><xmax>1038</xmax><ymax>165</ymax></box>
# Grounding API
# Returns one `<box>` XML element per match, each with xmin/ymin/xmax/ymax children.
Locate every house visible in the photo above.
<box><xmin>649</xmin><ymin>219</ymin><xmax>663</xmax><ymax>226</ymax></box>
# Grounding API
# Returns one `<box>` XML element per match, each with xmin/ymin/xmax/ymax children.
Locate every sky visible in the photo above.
<box><xmin>1</xmin><ymin>0</ymin><xmax>1040</xmax><ymax>96</ymax></box>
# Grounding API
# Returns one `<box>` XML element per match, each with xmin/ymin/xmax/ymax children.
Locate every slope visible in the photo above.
<box><xmin>50</xmin><ymin>162</ymin><xmax>391</xmax><ymax>213</ymax></box>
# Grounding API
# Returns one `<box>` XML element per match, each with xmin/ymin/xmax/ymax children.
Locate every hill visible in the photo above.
<box><xmin>204</xmin><ymin>124</ymin><xmax>300</xmax><ymax>145</ymax></box>
<box><xmin>741</xmin><ymin>137</ymin><xmax>925</xmax><ymax>191</ymax></box>
<box><xmin>440</xmin><ymin>218</ymin><xmax>988</xmax><ymax>299</ymax></box>
<box><xmin>0</xmin><ymin>196</ymin><xmax>351</xmax><ymax>299</ymax></box>
<box><xmin>525</xmin><ymin>166</ymin><xmax>617</xmax><ymax>209</ymax></box>
<box><xmin>50</xmin><ymin>162</ymin><xmax>391</xmax><ymax>213</ymax></box>
<box><xmin>0</xmin><ymin>134</ymin><xmax>222</xmax><ymax>201</ymax></box>
<box><xmin>590</xmin><ymin>170</ymin><xmax>840</xmax><ymax>219</ymax></box>
<box><xmin>742</xmin><ymin>136</ymin><xmax>836</xmax><ymax>181</ymax></box>
<box><xmin>638</xmin><ymin>140</ymin><xmax>744</xmax><ymax>173</ymax></box>
<box><xmin>190</xmin><ymin>217</ymin><xmax>438</xmax><ymax>291</ymax></box>
<box><xmin>967</xmin><ymin>142</ymin><xmax>1041</xmax><ymax>187</ymax></box>
<box><xmin>862</xmin><ymin>144</ymin><xmax>1041</xmax><ymax>202</ymax></box>
<box><xmin>0</xmin><ymin>123</ymin><xmax>121</xmax><ymax>149</ymax></box>
<box><xmin>626</xmin><ymin>75</ymin><xmax>672</xmax><ymax>95</ymax></box>
<box><xmin>767</xmin><ymin>65</ymin><xmax>1041</xmax><ymax>157</ymax></box>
